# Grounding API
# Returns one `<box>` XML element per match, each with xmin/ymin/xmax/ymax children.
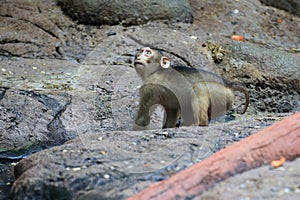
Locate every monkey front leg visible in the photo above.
<box><xmin>132</xmin><ymin>104</ymin><xmax>151</xmax><ymax>130</ymax></box>
<box><xmin>132</xmin><ymin>91</ymin><xmax>158</xmax><ymax>130</ymax></box>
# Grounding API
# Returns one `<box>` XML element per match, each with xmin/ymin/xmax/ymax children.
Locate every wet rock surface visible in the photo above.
<box><xmin>0</xmin><ymin>0</ymin><xmax>299</xmax><ymax>199</ymax></box>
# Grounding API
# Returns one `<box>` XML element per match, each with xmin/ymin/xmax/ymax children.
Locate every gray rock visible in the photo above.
<box><xmin>199</xmin><ymin>158</ymin><xmax>300</xmax><ymax>200</ymax></box>
<box><xmin>0</xmin><ymin>0</ymin><xmax>103</xmax><ymax>60</ymax></box>
<box><xmin>260</xmin><ymin>0</ymin><xmax>300</xmax><ymax>17</ymax></box>
<box><xmin>57</xmin><ymin>0</ymin><xmax>193</xmax><ymax>25</ymax></box>
<box><xmin>11</xmin><ymin>118</ymin><xmax>283</xmax><ymax>200</ymax></box>
<box><xmin>1</xmin><ymin>24</ymin><xmax>299</xmax><ymax>160</ymax></box>
<box><xmin>0</xmin><ymin>88</ymin><xmax>71</xmax><ymax>159</ymax></box>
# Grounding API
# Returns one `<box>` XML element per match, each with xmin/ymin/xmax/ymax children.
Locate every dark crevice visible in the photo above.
<box><xmin>30</xmin><ymin>22</ymin><xmax>59</xmax><ymax>39</ymax></box>
<box><xmin>0</xmin><ymin>49</ymin><xmax>20</xmax><ymax>57</ymax></box>
<box><xmin>46</xmin><ymin>94</ymin><xmax>72</xmax><ymax>145</ymax></box>
<box><xmin>0</xmin><ymin>14</ymin><xmax>13</xmax><ymax>18</ymax></box>
<box><xmin>55</xmin><ymin>46</ymin><xmax>63</xmax><ymax>57</ymax></box>
<box><xmin>18</xmin><ymin>90</ymin><xmax>72</xmax><ymax>146</ymax></box>
<box><xmin>36</xmin><ymin>3</ymin><xmax>42</xmax><ymax>14</ymax></box>
<box><xmin>0</xmin><ymin>39</ymin><xmax>44</xmax><ymax>47</ymax></box>
<box><xmin>0</xmin><ymin>87</ymin><xmax>9</xmax><ymax>100</ymax></box>
<box><xmin>19</xmin><ymin>18</ymin><xmax>59</xmax><ymax>39</ymax></box>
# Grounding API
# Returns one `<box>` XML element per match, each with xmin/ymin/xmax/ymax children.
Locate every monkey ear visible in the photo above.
<box><xmin>160</xmin><ymin>57</ymin><xmax>170</xmax><ymax>69</ymax></box>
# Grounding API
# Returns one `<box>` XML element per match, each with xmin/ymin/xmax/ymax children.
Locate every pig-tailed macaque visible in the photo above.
<box><xmin>133</xmin><ymin>47</ymin><xmax>249</xmax><ymax>130</ymax></box>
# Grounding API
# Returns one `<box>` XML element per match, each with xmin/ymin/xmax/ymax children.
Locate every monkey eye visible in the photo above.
<box><xmin>144</xmin><ymin>50</ymin><xmax>152</xmax><ymax>56</ymax></box>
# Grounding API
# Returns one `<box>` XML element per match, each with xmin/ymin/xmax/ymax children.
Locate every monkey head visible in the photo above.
<box><xmin>134</xmin><ymin>47</ymin><xmax>170</xmax><ymax>81</ymax></box>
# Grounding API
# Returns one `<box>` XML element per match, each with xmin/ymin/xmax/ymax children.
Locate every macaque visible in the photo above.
<box><xmin>133</xmin><ymin>47</ymin><xmax>249</xmax><ymax>130</ymax></box>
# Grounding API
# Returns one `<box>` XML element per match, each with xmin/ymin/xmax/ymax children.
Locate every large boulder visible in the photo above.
<box><xmin>11</xmin><ymin>118</ymin><xmax>284</xmax><ymax>200</ymax></box>
<box><xmin>260</xmin><ymin>0</ymin><xmax>300</xmax><ymax>17</ymax></box>
<box><xmin>57</xmin><ymin>0</ymin><xmax>193</xmax><ymax>25</ymax></box>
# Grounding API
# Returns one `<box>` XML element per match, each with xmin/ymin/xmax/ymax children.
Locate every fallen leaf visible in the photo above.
<box><xmin>231</xmin><ymin>35</ymin><xmax>244</xmax><ymax>41</ymax></box>
<box><xmin>271</xmin><ymin>157</ymin><xmax>286</xmax><ymax>168</ymax></box>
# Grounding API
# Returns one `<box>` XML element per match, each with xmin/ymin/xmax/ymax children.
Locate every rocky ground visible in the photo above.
<box><xmin>0</xmin><ymin>0</ymin><xmax>299</xmax><ymax>199</ymax></box>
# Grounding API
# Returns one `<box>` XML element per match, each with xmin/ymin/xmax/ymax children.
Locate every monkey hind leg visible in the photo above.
<box><xmin>163</xmin><ymin>108</ymin><xmax>180</xmax><ymax>128</ymax></box>
<box><xmin>198</xmin><ymin>98</ymin><xmax>209</xmax><ymax>126</ymax></box>
<box><xmin>194</xmin><ymin>86</ymin><xmax>210</xmax><ymax>126</ymax></box>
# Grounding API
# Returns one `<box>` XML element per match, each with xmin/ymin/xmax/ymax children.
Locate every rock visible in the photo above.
<box><xmin>0</xmin><ymin>0</ymin><xmax>104</xmax><ymax>60</ymax></box>
<box><xmin>128</xmin><ymin>113</ymin><xmax>300</xmax><ymax>199</ymax></box>
<box><xmin>1</xmin><ymin>0</ymin><xmax>300</xmax><ymax>199</ymax></box>
<box><xmin>10</xmin><ymin>117</ymin><xmax>285</xmax><ymax>199</ymax></box>
<box><xmin>0</xmin><ymin>56</ymin><xmax>139</xmax><ymax>159</ymax></box>
<box><xmin>0</xmin><ymin>88</ymin><xmax>71</xmax><ymax>159</ymax></box>
<box><xmin>220</xmin><ymin>42</ymin><xmax>300</xmax><ymax>113</ymax></box>
<box><xmin>1</xmin><ymin>23</ymin><xmax>299</xmax><ymax>159</ymax></box>
<box><xmin>200</xmin><ymin>158</ymin><xmax>300</xmax><ymax>199</ymax></box>
<box><xmin>260</xmin><ymin>0</ymin><xmax>300</xmax><ymax>17</ymax></box>
<box><xmin>57</xmin><ymin>0</ymin><xmax>193</xmax><ymax>25</ymax></box>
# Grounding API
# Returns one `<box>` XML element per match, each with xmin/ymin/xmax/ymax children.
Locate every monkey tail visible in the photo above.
<box><xmin>231</xmin><ymin>83</ymin><xmax>249</xmax><ymax>114</ymax></box>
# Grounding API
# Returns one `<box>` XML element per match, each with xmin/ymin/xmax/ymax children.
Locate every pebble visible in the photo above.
<box><xmin>233</xmin><ymin>9</ymin><xmax>239</xmax><ymax>14</ymax></box>
<box><xmin>103</xmin><ymin>174</ymin><xmax>110</xmax><ymax>179</ymax></box>
<box><xmin>99</xmin><ymin>151</ymin><xmax>107</xmax><ymax>155</ymax></box>
<box><xmin>98</xmin><ymin>137</ymin><xmax>103</xmax><ymax>141</ymax></box>
<box><xmin>162</xmin><ymin>131</ymin><xmax>169</xmax><ymax>135</ymax></box>
<box><xmin>283</xmin><ymin>188</ymin><xmax>291</xmax><ymax>193</ymax></box>
<box><xmin>132</xmin><ymin>142</ymin><xmax>138</xmax><ymax>146</ymax></box>
<box><xmin>72</xmin><ymin>167</ymin><xmax>81</xmax><ymax>171</ymax></box>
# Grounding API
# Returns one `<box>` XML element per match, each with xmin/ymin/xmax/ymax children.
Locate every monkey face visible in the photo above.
<box><xmin>134</xmin><ymin>47</ymin><xmax>170</xmax><ymax>81</ymax></box>
<box><xmin>134</xmin><ymin>47</ymin><xmax>161</xmax><ymax>80</ymax></box>
<box><xmin>134</xmin><ymin>47</ymin><xmax>155</xmax><ymax>67</ymax></box>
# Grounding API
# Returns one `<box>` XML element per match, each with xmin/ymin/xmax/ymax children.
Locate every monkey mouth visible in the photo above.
<box><xmin>134</xmin><ymin>61</ymin><xmax>144</xmax><ymax>66</ymax></box>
